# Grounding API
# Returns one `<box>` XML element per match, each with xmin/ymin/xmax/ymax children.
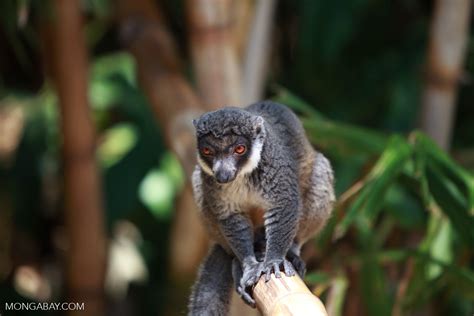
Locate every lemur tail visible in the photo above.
<box><xmin>188</xmin><ymin>244</ymin><xmax>234</xmax><ymax>316</ymax></box>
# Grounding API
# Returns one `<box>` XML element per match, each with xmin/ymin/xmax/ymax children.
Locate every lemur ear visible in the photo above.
<box><xmin>192</xmin><ymin>119</ymin><xmax>198</xmax><ymax>128</ymax></box>
<box><xmin>254</xmin><ymin>116</ymin><xmax>265</xmax><ymax>135</ymax></box>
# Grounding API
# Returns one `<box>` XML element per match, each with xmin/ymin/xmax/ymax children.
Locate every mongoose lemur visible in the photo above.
<box><xmin>188</xmin><ymin>101</ymin><xmax>335</xmax><ymax>315</ymax></box>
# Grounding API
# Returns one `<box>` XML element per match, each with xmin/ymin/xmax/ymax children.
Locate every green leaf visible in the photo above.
<box><xmin>139</xmin><ymin>168</ymin><xmax>174</xmax><ymax>220</ymax></box>
<box><xmin>411</xmin><ymin>249</ymin><xmax>474</xmax><ymax>299</ymax></box>
<box><xmin>305</xmin><ymin>271</ymin><xmax>332</xmax><ymax>284</ymax></box>
<box><xmin>335</xmin><ymin>136</ymin><xmax>412</xmax><ymax>238</ymax></box>
<box><xmin>273</xmin><ymin>87</ymin><xmax>388</xmax><ymax>155</ymax></box>
<box><xmin>326</xmin><ymin>274</ymin><xmax>349</xmax><ymax>316</ymax></box>
<box><xmin>384</xmin><ymin>184</ymin><xmax>425</xmax><ymax>229</ymax></box>
<box><xmin>416</xmin><ymin>135</ymin><xmax>474</xmax><ymax>245</ymax></box>
<box><xmin>413</xmin><ymin>132</ymin><xmax>474</xmax><ymax>214</ymax></box>
<box><xmin>427</xmin><ymin>218</ymin><xmax>453</xmax><ymax>279</ymax></box>
<box><xmin>303</xmin><ymin>119</ymin><xmax>388</xmax><ymax>156</ymax></box>
<box><xmin>98</xmin><ymin>123</ymin><xmax>138</xmax><ymax>168</ymax></box>
<box><xmin>425</xmin><ymin>164</ymin><xmax>474</xmax><ymax>246</ymax></box>
<box><xmin>360</xmin><ymin>253</ymin><xmax>392</xmax><ymax>316</ymax></box>
<box><xmin>273</xmin><ymin>87</ymin><xmax>325</xmax><ymax>119</ymax></box>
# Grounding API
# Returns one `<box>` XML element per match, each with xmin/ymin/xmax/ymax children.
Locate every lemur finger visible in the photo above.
<box><xmin>241</xmin><ymin>291</ymin><xmax>256</xmax><ymax>308</ymax></box>
<box><xmin>236</xmin><ymin>284</ymin><xmax>244</xmax><ymax>295</ymax></box>
<box><xmin>264</xmin><ymin>268</ymin><xmax>272</xmax><ymax>282</ymax></box>
<box><xmin>237</xmin><ymin>284</ymin><xmax>255</xmax><ymax>307</ymax></box>
<box><xmin>243</xmin><ymin>276</ymin><xmax>258</xmax><ymax>288</ymax></box>
<box><xmin>273</xmin><ymin>263</ymin><xmax>282</xmax><ymax>278</ymax></box>
<box><xmin>283</xmin><ymin>260</ymin><xmax>296</xmax><ymax>277</ymax></box>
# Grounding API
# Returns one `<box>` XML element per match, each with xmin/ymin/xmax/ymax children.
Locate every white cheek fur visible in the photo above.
<box><xmin>239</xmin><ymin>138</ymin><xmax>263</xmax><ymax>176</ymax></box>
<box><xmin>197</xmin><ymin>155</ymin><xmax>214</xmax><ymax>176</ymax></box>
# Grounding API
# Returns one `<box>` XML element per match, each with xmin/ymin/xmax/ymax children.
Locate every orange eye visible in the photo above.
<box><xmin>234</xmin><ymin>145</ymin><xmax>246</xmax><ymax>155</ymax></box>
<box><xmin>202</xmin><ymin>147</ymin><xmax>213</xmax><ymax>156</ymax></box>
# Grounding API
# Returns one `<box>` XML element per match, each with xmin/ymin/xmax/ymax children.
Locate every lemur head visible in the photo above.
<box><xmin>193</xmin><ymin>108</ymin><xmax>266</xmax><ymax>184</ymax></box>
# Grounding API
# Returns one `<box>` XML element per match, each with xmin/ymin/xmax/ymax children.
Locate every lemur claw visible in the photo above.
<box><xmin>263</xmin><ymin>258</ymin><xmax>296</xmax><ymax>282</ymax></box>
<box><xmin>237</xmin><ymin>284</ymin><xmax>256</xmax><ymax>307</ymax></box>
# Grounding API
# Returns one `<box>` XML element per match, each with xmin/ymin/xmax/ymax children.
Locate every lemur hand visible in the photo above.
<box><xmin>237</xmin><ymin>260</ymin><xmax>264</xmax><ymax>307</ymax></box>
<box><xmin>262</xmin><ymin>258</ymin><xmax>296</xmax><ymax>282</ymax></box>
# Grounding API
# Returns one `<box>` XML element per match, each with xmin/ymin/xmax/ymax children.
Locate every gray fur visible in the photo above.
<box><xmin>188</xmin><ymin>245</ymin><xmax>233</xmax><ymax>316</ymax></box>
<box><xmin>188</xmin><ymin>101</ymin><xmax>335</xmax><ymax>315</ymax></box>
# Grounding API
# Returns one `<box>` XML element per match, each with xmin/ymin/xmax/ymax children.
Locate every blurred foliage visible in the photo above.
<box><xmin>277</xmin><ymin>90</ymin><xmax>474</xmax><ymax>315</ymax></box>
<box><xmin>0</xmin><ymin>0</ymin><xmax>473</xmax><ymax>315</ymax></box>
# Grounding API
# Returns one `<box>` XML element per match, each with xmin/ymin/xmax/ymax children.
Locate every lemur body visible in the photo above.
<box><xmin>189</xmin><ymin>101</ymin><xmax>335</xmax><ymax>315</ymax></box>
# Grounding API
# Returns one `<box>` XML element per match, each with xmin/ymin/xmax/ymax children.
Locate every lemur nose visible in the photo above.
<box><xmin>215</xmin><ymin>171</ymin><xmax>234</xmax><ymax>183</ymax></box>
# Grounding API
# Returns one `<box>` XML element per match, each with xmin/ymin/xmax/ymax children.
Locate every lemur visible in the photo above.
<box><xmin>188</xmin><ymin>101</ymin><xmax>335</xmax><ymax>315</ymax></box>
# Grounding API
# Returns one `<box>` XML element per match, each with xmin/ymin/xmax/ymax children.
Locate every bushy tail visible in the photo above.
<box><xmin>188</xmin><ymin>244</ymin><xmax>233</xmax><ymax>316</ymax></box>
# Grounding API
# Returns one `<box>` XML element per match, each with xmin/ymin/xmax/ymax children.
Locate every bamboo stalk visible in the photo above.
<box><xmin>241</xmin><ymin>0</ymin><xmax>277</xmax><ymax>104</ymax></box>
<box><xmin>49</xmin><ymin>0</ymin><xmax>106</xmax><ymax>314</ymax></box>
<box><xmin>233</xmin><ymin>0</ymin><xmax>254</xmax><ymax>59</ymax></box>
<box><xmin>420</xmin><ymin>0</ymin><xmax>471</xmax><ymax>150</ymax></box>
<box><xmin>116</xmin><ymin>0</ymin><xmax>209</xmax><ymax>283</ymax></box>
<box><xmin>118</xmin><ymin>1</ymin><xmax>202</xmax><ymax>175</ymax></box>
<box><xmin>254</xmin><ymin>273</ymin><xmax>328</xmax><ymax>316</ymax></box>
<box><xmin>0</xmin><ymin>105</ymin><xmax>24</xmax><ymax>165</ymax></box>
<box><xmin>186</xmin><ymin>0</ymin><xmax>242</xmax><ymax>107</ymax></box>
<box><xmin>185</xmin><ymin>1</ymin><xmax>258</xmax><ymax>314</ymax></box>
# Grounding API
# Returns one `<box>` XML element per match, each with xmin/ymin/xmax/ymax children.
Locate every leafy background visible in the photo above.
<box><xmin>0</xmin><ymin>0</ymin><xmax>473</xmax><ymax>315</ymax></box>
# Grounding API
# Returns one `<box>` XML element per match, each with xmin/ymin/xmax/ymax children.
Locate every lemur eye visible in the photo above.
<box><xmin>201</xmin><ymin>147</ymin><xmax>213</xmax><ymax>156</ymax></box>
<box><xmin>234</xmin><ymin>145</ymin><xmax>246</xmax><ymax>155</ymax></box>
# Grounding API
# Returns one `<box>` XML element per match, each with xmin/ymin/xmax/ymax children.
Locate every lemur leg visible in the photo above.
<box><xmin>262</xmin><ymin>174</ymin><xmax>300</xmax><ymax>281</ymax></box>
<box><xmin>286</xmin><ymin>243</ymin><xmax>306</xmax><ymax>278</ymax></box>
<box><xmin>296</xmin><ymin>152</ymin><xmax>335</xmax><ymax>254</ymax></box>
<box><xmin>261</xmin><ymin>165</ymin><xmax>303</xmax><ymax>281</ymax></box>
<box><xmin>253</xmin><ymin>227</ymin><xmax>304</xmax><ymax>278</ymax></box>
<box><xmin>232</xmin><ymin>230</ymin><xmax>303</xmax><ymax>306</ymax></box>
<box><xmin>231</xmin><ymin>258</ymin><xmax>256</xmax><ymax>307</ymax></box>
<box><xmin>219</xmin><ymin>213</ymin><xmax>263</xmax><ymax>306</ymax></box>
<box><xmin>188</xmin><ymin>244</ymin><xmax>233</xmax><ymax>316</ymax></box>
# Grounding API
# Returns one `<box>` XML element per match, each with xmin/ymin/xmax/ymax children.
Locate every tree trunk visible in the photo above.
<box><xmin>186</xmin><ymin>0</ymin><xmax>242</xmax><ymax>107</ymax></box>
<box><xmin>420</xmin><ymin>0</ymin><xmax>471</xmax><ymax>150</ymax></box>
<box><xmin>49</xmin><ymin>1</ymin><xmax>107</xmax><ymax>315</ymax></box>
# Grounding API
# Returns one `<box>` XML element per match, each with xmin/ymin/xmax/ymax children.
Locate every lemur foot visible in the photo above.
<box><xmin>236</xmin><ymin>285</ymin><xmax>255</xmax><ymax>307</ymax></box>
<box><xmin>286</xmin><ymin>251</ymin><xmax>306</xmax><ymax>278</ymax></box>
<box><xmin>233</xmin><ymin>259</ymin><xmax>264</xmax><ymax>307</ymax></box>
<box><xmin>263</xmin><ymin>258</ymin><xmax>296</xmax><ymax>282</ymax></box>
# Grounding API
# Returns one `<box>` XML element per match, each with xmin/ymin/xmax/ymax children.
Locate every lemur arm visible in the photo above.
<box><xmin>262</xmin><ymin>170</ymin><xmax>300</xmax><ymax>279</ymax></box>
<box><xmin>218</xmin><ymin>212</ymin><xmax>257</xmax><ymax>265</ymax></box>
<box><xmin>218</xmin><ymin>211</ymin><xmax>264</xmax><ymax>306</ymax></box>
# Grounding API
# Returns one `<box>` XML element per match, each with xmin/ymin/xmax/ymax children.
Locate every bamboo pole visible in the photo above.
<box><xmin>254</xmin><ymin>273</ymin><xmax>328</xmax><ymax>316</ymax></box>
<box><xmin>49</xmin><ymin>1</ymin><xmax>106</xmax><ymax>315</ymax></box>
<box><xmin>241</xmin><ymin>0</ymin><xmax>277</xmax><ymax>104</ymax></box>
<box><xmin>116</xmin><ymin>0</ymin><xmax>209</xmax><ymax>282</ymax></box>
<box><xmin>185</xmin><ymin>1</ymin><xmax>258</xmax><ymax>314</ymax></box>
<box><xmin>233</xmin><ymin>0</ymin><xmax>254</xmax><ymax>59</ymax></box>
<box><xmin>420</xmin><ymin>0</ymin><xmax>471</xmax><ymax>150</ymax></box>
<box><xmin>186</xmin><ymin>0</ymin><xmax>242</xmax><ymax>107</ymax></box>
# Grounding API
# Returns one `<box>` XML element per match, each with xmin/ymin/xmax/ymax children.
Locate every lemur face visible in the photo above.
<box><xmin>197</xmin><ymin>134</ymin><xmax>252</xmax><ymax>183</ymax></box>
<box><xmin>193</xmin><ymin>108</ymin><xmax>266</xmax><ymax>184</ymax></box>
